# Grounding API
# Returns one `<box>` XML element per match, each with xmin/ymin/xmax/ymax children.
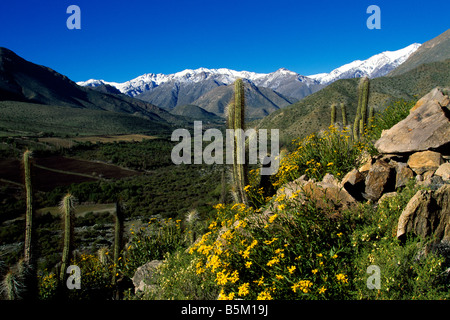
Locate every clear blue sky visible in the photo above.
<box><xmin>0</xmin><ymin>0</ymin><xmax>448</xmax><ymax>82</ymax></box>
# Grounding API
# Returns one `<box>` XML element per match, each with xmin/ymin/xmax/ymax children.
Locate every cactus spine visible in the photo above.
<box><xmin>340</xmin><ymin>103</ymin><xmax>347</xmax><ymax>126</ymax></box>
<box><xmin>59</xmin><ymin>193</ymin><xmax>76</xmax><ymax>283</ymax></box>
<box><xmin>330</xmin><ymin>103</ymin><xmax>336</xmax><ymax>126</ymax></box>
<box><xmin>227</xmin><ymin>79</ymin><xmax>249</xmax><ymax>205</ymax></box>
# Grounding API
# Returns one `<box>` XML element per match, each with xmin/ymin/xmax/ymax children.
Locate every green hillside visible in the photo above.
<box><xmin>255</xmin><ymin>58</ymin><xmax>450</xmax><ymax>146</ymax></box>
<box><xmin>0</xmin><ymin>101</ymin><xmax>173</xmax><ymax>137</ymax></box>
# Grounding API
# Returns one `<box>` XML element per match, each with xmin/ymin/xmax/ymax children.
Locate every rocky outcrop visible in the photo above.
<box><xmin>132</xmin><ymin>260</ymin><xmax>163</xmax><ymax>294</ymax></box>
<box><xmin>397</xmin><ymin>185</ymin><xmax>450</xmax><ymax>242</ymax></box>
<box><xmin>374</xmin><ymin>87</ymin><xmax>450</xmax><ymax>154</ymax></box>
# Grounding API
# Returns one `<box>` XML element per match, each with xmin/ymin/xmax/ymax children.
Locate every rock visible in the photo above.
<box><xmin>393</xmin><ymin>162</ymin><xmax>414</xmax><ymax>189</ymax></box>
<box><xmin>132</xmin><ymin>260</ymin><xmax>163</xmax><ymax>294</ymax></box>
<box><xmin>407</xmin><ymin>151</ymin><xmax>443</xmax><ymax>175</ymax></box>
<box><xmin>435</xmin><ymin>162</ymin><xmax>450</xmax><ymax>180</ymax></box>
<box><xmin>340</xmin><ymin>168</ymin><xmax>365</xmax><ymax>201</ymax></box>
<box><xmin>378</xmin><ymin>192</ymin><xmax>398</xmax><ymax>204</ymax></box>
<box><xmin>374</xmin><ymin>87</ymin><xmax>450</xmax><ymax>154</ymax></box>
<box><xmin>364</xmin><ymin>159</ymin><xmax>395</xmax><ymax>201</ymax></box>
<box><xmin>397</xmin><ymin>185</ymin><xmax>450</xmax><ymax>242</ymax></box>
<box><xmin>301</xmin><ymin>179</ymin><xmax>358</xmax><ymax>215</ymax></box>
<box><xmin>322</xmin><ymin>173</ymin><xmax>339</xmax><ymax>186</ymax></box>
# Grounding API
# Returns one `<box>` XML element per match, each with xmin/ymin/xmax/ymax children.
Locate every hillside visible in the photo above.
<box><xmin>0</xmin><ymin>47</ymin><xmax>185</xmax><ymax>135</ymax></box>
<box><xmin>255</xmin><ymin>59</ymin><xmax>450</xmax><ymax>145</ymax></box>
<box><xmin>388</xmin><ymin>29</ymin><xmax>450</xmax><ymax>76</ymax></box>
<box><xmin>169</xmin><ymin>104</ymin><xmax>223</xmax><ymax>122</ymax></box>
<box><xmin>190</xmin><ymin>81</ymin><xmax>297</xmax><ymax>119</ymax></box>
<box><xmin>0</xmin><ymin>100</ymin><xmax>172</xmax><ymax>137</ymax></box>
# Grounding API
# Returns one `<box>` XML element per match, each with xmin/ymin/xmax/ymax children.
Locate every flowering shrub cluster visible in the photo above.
<box><xmin>189</xmin><ymin>196</ymin><xmax>354</xmax><ymax>300</ymax></box>
<box><xmin>273</xmin><ymin>125</ymin><xmax>366</xmax><ymax>188</ymax></box>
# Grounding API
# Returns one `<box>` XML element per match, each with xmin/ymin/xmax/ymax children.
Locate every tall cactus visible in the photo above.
<box><xmin>22</xmin><ymin>150</ymin><xmax>37</xmax><ymax>299</ymax></box>
<box><xmin>227</xmin><ymin>79</ymin><xmax>249</xmax><ymax>205</ymax></box>
<box><xmin>59</xmin><ymin>193</ymin><xmax>76</xmax><ymax>283</ymax></box>
<box><xmin>330</xmin><ymin>103</ymin><xmax>336</xmax><ymax>126</ymax></box>
<box><xmin>340</xmin><ymin>103</ymin><xmax>347</xmax><ymax>126</ymax></box>
<box><xmin>112</xmin><ymin>201</ymin><xmax>124</xmax><ymax>285</ymax></box>
<box><xmin>23</xmin><ymin>150</ymin><xmax>34</xmax><ymax>265</ymax></box>
<box><xmin>354</xmin><ymin>77</ymin><xmax>370</xmax><ymax>141</ymax></box>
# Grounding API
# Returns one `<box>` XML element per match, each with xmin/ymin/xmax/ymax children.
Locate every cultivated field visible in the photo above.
<box><xmin>0</xmin><ymin>155</ymin><xmax>141</xmax><ymax>192</ymax></box>
<box><xmin>39</xmin><ymin>134</ymin><xmax>158</xmax><ymax>148</ymax></box>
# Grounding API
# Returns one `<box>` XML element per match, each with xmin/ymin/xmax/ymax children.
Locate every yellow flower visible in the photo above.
<box><xmin>336</xmin><ymin>273</ymin><xmax>348</xmax><ymax>284</ymax></box>
<box><xmin>311</xmin><ymin>269</ymin><xmax>318</xmax><ymax>274</ymax></box>
<box><xmin>254</xmin><ymin>276</ymin><xmax>264</xmax><ymax>286</ymax></box>
<box><xmin>238</xmin><ymin>283</ymin><xmax>250</xmax><ymax>297</ymax></box>
<box><xmin>332</xmin><ymin>254</ymin><xmax>338</xmax><ymax>259</ymax></box>
<box><xmin>245</xmin><ymin>261</ymin><xmax>252</xmax><ymax>268</ymax></box>
<box><xmin>275</xmin><ymin>274</ymin><xmax>284</xmax><ymax>280</ymax></box>
<box><xmin>277</xmin><ymin>204</ymin><xmax>286</xmax><ymax>211</ymax></box>
<box><xmin>244</xmin><ymin>185</ymin><xmax>251</xmax><ymax>192</ymax></box>
<box><xmin>267</xmin><ymin>257</ymin><xmax>280</xmax><ymax>267</ymax></box>
<box><xmin>318</xmin><ymin>286</ymin><xmax>327</xmax><ymax>294</ymax></box>
<box><xmin>327</xmin><ymin>162</ymin><xmax>334</xmax><ymax>167</ymax></box>
<box><xmin>337</xmin><ymin>232</ymin><xmax>343</xmax><ymax>238</ymax></box>
<box><xmin>292</xmin><ymin>280</ymin><xmax>312</xmax><ymax>293</ymax></box>
<box><xmin>268</xmin><ymin>213</ymin><xmax>278</xmax><ymax>223</ymax></box>
<box><xmin>316</xmin><ymin>253</ymin><xmax>323</xmax><ymax>258</ymax></box>
<box><xmin>257</xmin><ymin>290</ymin><xmax>272</xmax><ymax>300</ymax></box>
<box><xmin>288</xmin><ymin>266</ymin><xmax>296</xmax><ymax>274</ymax></box>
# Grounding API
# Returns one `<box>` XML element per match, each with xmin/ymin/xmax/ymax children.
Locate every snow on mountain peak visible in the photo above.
<box><xmin>308</xmin><ymin>43</ymin><xmax>421</xmax><ymax>84</ymax></box>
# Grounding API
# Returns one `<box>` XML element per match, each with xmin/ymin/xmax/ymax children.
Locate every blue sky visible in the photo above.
<box><xmin>0</xmin><ymin>0</ymin><xmax>448</xmax><ymax>82</ymax></box>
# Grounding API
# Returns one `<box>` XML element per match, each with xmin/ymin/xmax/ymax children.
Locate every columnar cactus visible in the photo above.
<box><xmin>354</xmin><ymin>77</ymin><xmax>370</xmax><ymax>141</ymax></box>
<box><xmin>340</xmin><ymin>103</ymin><xmax>347</xmax><ymax>126</ymax></box>
<box><xmin>23</xmin><ymin>150</ymin><xmax>34</xmax><ymax>265</ymax></box>
<box><xmin>112</xmin><ymin>201</ymin><xmax>124</xmax><ymax>284</ymax></box>
<box><xmin>59</xmin><ymin>193</ymin><xmax>76</xmax><ymax>283</ymax></box>
<box><xmin>227</xmin><ymin>79</ymin><xmax>249</xmax><ymax>205</ymax></box>
<box><xmin>330</xmin><ymin>103</ymin><xmax>336</xmax><ymax>126</ymax></box>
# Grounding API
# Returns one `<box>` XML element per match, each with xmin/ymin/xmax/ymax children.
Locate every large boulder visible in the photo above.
<box><xmin>374</xmin><ymin>87</ymin><xmax>450</xmax><ymax>154</ymax></box>
<box><xmin>397</xmin><ymin>185</ymin><xmax>450</xmax><ymax>242</ymax></box>
<box><xmin>407</xmin><ymin>151</ymin><xmax>443</xmax><ymax>175</ymax></box>
<box><xmin>364</xmin><ymin>159</ymin><xmax>396</xmax><ymax>201</ymax></box>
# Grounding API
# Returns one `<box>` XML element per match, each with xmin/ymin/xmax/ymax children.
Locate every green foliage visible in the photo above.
<box><xmin>189</xmin><ymin>198</ymin><xmax>354</xmax><ymax>300</ymax></box>
<box><xmin>351</xmin><ymin>181</ymin><xmax>450</xmax><ymax>299</ymax></box>
<box><xmin>120</xmin><ymin>218</ymin><xmax>185</xmax><ymax>278</ymax></box>
<box><xmin>273</xmin><ymin>125</ymin><xmax>365</xmax><ymax>186</ymax></box>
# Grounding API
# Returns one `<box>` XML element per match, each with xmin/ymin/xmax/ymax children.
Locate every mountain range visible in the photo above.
<box><xmin>0</xmin><ymin>47</ymin><xmax>185</xmax><ymax>136</ymax></box>
<box><xmin>2</xmin><ymin>29</ymin><xmax>449</xmax><ymax>139</ymax></box>
<box><xmin>255</xmin><ymin>29</ymin><xmax>450</xmax><ymax>145</ymax></box>
<box><xmin>77</xmin><ymin>43</ymin><xmax>420</xmax><ymax>118</ymax></box>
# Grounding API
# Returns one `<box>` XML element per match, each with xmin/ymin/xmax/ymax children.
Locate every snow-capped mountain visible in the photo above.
<box><xmin>78</xmin><ymin>67</ymin><xmax>320</xmax><ymax>100</ymax></box>
<box><xmin>77</xmin><ymin>43</ymin><xmax>420</xmax><ymax>111</ymax></box>
<box><xmin>308</xmin><ymin>43</ymin><xmax>421</xmax><ymax>85</ymax></box>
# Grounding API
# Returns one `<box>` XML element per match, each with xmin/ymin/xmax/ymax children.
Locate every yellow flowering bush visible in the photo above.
<box><xmin>274</xmin><ymin>125</ymin><xmax>366</xmax><ymax>187</ymax></box>
<box><xmin>190</xmin><ymin>192</ymin><xmax>354</xmax><ymax>300</ymax></box>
